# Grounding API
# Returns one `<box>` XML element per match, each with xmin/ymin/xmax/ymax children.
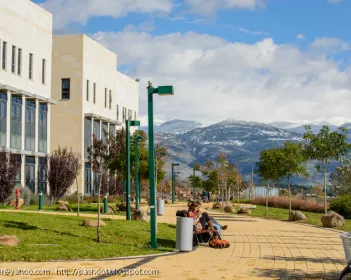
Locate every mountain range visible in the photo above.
<box><xmin>148</xmin><ymin>118</ymin><xmax>351</xmax><ymax>185</ymax></box>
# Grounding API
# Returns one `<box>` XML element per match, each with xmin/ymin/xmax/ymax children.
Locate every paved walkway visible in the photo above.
<box><xmin>0</xmin><ymin>203</ymin><xmax>347</xmax><ymax>279</ymax></box>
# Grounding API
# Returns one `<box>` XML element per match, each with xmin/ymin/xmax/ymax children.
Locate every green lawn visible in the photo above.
<box><xmin>0</xmin><ymin>212</ymin><xmax>176</xmax><ymax>262</ymax></box>
<box><xmin>2</xmin><ymin>203</ymin><xmax>126</xmax><ymax>216</ymax></box>
<box><xmin>216</xmin><ymin>204</ymin><xmax>351</xmax><ymax>232</ymax></box>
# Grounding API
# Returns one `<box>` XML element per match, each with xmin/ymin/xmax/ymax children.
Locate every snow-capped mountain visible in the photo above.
<box><xmin>139</xmin><ymin>119</ymin><xmax>202</xmax><ymax>134</ymax></box>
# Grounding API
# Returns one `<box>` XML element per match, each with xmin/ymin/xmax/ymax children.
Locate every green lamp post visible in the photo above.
<box><xmin>135</xmin><ymin>135</ymin><xmax>144</xmax><ymax>210</ymax></box>
<box><xmin>171</xmin><ymin>163</ymin><xmax>179</xmax><ymax>204</ymax></box>
<box><xmin>125</xmin><ymin>119</ymin><xmax>140</xmax><ymax>221</ymax></box>
<box><xmin>147</xmin><ymin>81</ymin><xmax>174</xmax><ymax>249</ymax></box>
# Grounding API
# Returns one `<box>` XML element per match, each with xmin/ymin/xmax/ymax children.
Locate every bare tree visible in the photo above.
<box><xmin>46</xmin><ymin>147</ymin><xmax>82</xmax><ymax>205</ymax></box>
<box><xmin>0</xmin><ymin>149</ymin><xmax>20</xmax><ymax>204</ymax></box>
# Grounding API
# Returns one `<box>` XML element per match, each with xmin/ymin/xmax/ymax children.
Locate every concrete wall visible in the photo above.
<box><xmin>0</xmin><ymin>0</ymin><xmax>52</xmax><ymax>98</ymax></box>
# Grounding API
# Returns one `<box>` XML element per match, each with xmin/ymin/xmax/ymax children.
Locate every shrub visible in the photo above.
<box><xmin>6</xmin><ymin>187</ymin><xmax>32</xmax><ymax>205</ymax></box>
<box><xmin>330</xmin><ymin>195</ymin><xmax>351</xmax><ymax>219</ymax></box>
<box><xmin>30</xmin><ymin>193</ymin><xmax>51</xmax><ymax>206</ymax></box>
<box><xmin>250</xmin><ymin>196</ymin><xmax>324</xmax><ymax>213</ymax></box>
<box><xmin>82</xmin><ymin>195</ymin><xmax>119</xmax><ymax>204</ymax></box>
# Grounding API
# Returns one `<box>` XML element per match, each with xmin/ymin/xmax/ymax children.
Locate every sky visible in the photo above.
<box><xmin>32</xmin><ymin>0</ymin><xmax>351</xmax><ymax>126</ymax></box>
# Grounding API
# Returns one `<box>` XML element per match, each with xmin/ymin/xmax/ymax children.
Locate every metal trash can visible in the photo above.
<box><xmin>157</xmin><ymin>199</ymin><xmax>165</xmax><ymax>216</ymax></box>
<box><xmin>176</xmin><ymin>217</ymin><xmax>193</xmax><ymax>252</ymax></box>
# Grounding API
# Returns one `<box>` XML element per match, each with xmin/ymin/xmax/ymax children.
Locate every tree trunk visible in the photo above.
<box><xmin>76</xmin><ymin>177</ymin><xmax>80</xmax><ymax>217</ymax></box>
<box><xmin>265</xmin><ymin>183</ymin><xmax>269</xmax><ymax>217</ymax></box>
<box><xmin>237</xmin><ymin>185</ymin><xmax>240</xmax><ymax>207</ymax></box>
<box><xmin>97</xmin><ymin>170</ymin><xmax>102</xmax><ymax>243</ymax></box>
<box><xmin>323</xmin><ymin>161</ymin><xmax>327</xmax><ymax>214</ymax></box>
<box><xmin>288</xmin><ymin>175</ymin><xmax>291</xmax><ymax>214</ymax></box>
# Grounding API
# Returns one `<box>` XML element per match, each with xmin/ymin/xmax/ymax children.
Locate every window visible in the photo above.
<box><xmin>38</xmin><ymin>157</ymin><xmax>47</xmax><ymax>193</ymax></box>
<box><xmin>84</xmin><ymin>118</ymin><xmax>92</xmax><ymax>159</ymax></box>
<box><xmin>102</xmin><ymin>122</ymin><xmax>108</xmax><ymax>142</ymax></box>
<box><xmin>0</xmin><ymin>93</ymin><xmax>7</xmax><ymax>147</ymax></box>
<box><xmin>109</xmin><ymin>124</ymin><xmax>115</xmax><ymax>137</ymax></box>
<box><xmin>104</xmin><ymin>88</ymin><xmax>107</xmax><ymax>108</ymax></box>
<box><xmin>11</xmin><ymin>46</ymin><xmax>16</xmax><ymax>73</ymax></box>
<box><xmin>116</xmin><ymin>105</ymin><xmax>119</xmax><ymax>121</ymax></box>
<box><xmin>38</xmin><ymin>103</ymin><xmax>48</xmax><ymax>153</ymax></box>
<box><xmin>93</xmin><ymin>83</ymin><xmax>96</xmax><ymax>104</ymax></box>
<box><xmin>86</xmin><ymin>80</ymin><xmax>89</xmax><ymax>101</ymax></box>
<box><xmin>25</xmin><ymin>100</ymin><xmax>36</xmax><ymax>151</ymax></box>
<box><xmin>25</xmin><ymin>156</ymin><xmax>35</xmax><ymax>192</ymax></box>
<box><xmin>2</xmin><ymin>41</ymin><xmax>6</xmax><ymax>70</ymax></box>
<box><xmin>109</xmin><ymin>90</ymin><xmax>112</xmax><ymax>109</ymax></box>
<box><xmin>84</xmin><ymin>163</ymin><xmax>92</xmax><ymax>195</ymax></box>
<box><xmin>42</xmin><ymin>59</ymin><xmax>46</xmax><ymax>84</ymax></box>
<box><xmin>93</xmin><ymin>120</ymin><xmax>100</xmax><ymax>140</ymax></box>
<box><xmin>61</xmin><ymin>79</ymin><xmax>70</xmax><ymax>100</ymax></box>
<box><xmin>11</xmin><ymin>96</ymin><xmax>22</xmax><ymax>149</ymax></box>
<box><xmin>29</xmin><ymin>53</ymin><xmax>33</xmax><ymax>80</ymax></box>
<box><xmin>17</xmin><ymin>48</ymin><xmax>22</xmax><ymax>75</ymax></box>
<box><xmin>14</xmin><ymin>155</ymin><xmax>21</xmax><ymax>187</ymax></box>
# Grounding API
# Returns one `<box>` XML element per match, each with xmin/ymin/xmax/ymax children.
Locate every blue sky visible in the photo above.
<box><xmin>32</xmin><ymin>0</ymin><xmax>351</xmax><ymax>126</ymax></box>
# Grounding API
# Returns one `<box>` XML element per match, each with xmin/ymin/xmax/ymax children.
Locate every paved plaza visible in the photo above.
<box><xmin>0</xmin><ymin>203</ymin><xmax>347</xmax><ymax>279</ymax></box>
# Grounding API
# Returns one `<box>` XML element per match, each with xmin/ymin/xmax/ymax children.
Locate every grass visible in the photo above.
<box><xmin>0</xmin><ymin>212</ymin><xmax>176</xmax><ymax>262</ymax></box>
<box><xmin>2</xmin><ymin>203</ymin><xmax>126</xmax><ymax>215</ymax></box>
<box><xmin>215</xmin><ymin>204</ymin><xmax>351</xmax><ymax>232</ymax></box>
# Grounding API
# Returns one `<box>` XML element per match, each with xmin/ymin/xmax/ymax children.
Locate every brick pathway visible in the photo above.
<box><xmin>0</xmin><ymin>203</ymin><xmax>346</xmax><ymax>279</ymax></box>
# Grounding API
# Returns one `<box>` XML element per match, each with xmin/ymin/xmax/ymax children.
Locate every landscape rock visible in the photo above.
<box><xmin>289</xmin><ymin>210</ymin><xmax>307</xmax><ymax>221</ymax></box>
<box><xmin>56</xmin><ymin>204</ymin><xmax>73</xmax><ymax>212</ymax></box>
<box><xmin>82</xmin><ymin>220</ymin><xmax>106</xmax><ymax>227</ymax></box>
<box><xmin>117</xmin><ymin>203</ymin><xmax>136</xmax><ymax>212</ymax></box>
<box><xmin>100</xmin><ymin>206</ymin><xmax>116</xmax><ymax>214</ymax></box>
<box><xmin>212</xmin><ymin>202</ymin><xmax>222</xmax><ymax>209</ymax></box>
<box><xmin>8</xmin><ymin>199</ymin><xmax>24</xmax><ymax>208</ymax></box>
<box><xmin>131</xmin><ymin>210</ymin><xmax>149</xmax><ymax>222</ymax></box>
<box><xmin>321</xmin><ymin>210</ymin><xmax>345</xmax><ymax>228</ymax></box>
<box><xmin>56</xmin><ymin>200</ymin><xmax>69</xmax><ymax>205</ymax></box>
<box><xmin>0</xmin><ymin>235</ymin><xmax>20</xmax><ymax>246</ymax></box>
<box><xmin>238</xmin><ymin>207</ymin><xmax>251</xmax><ymax>214</ymax></box>
<box><xmin>224</xmin><ymin>206</ymin><xmax>235</xmax><ymax>213</ymax></box>
<box><xmin>165</xmin><ymin>199</ymin><xmax>170</xmax><ymax>204</ymax></box>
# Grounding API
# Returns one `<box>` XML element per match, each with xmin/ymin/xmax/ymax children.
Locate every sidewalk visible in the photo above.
<box><xmin>0</xmin><ymin>203</ymin><xmax>346</xmax><ymax>279</ymax></box>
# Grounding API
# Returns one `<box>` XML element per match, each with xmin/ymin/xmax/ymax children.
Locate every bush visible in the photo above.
<box><xmin>30</xmin><ymin>193</ymin><xmax>51</xmax><ymax>206</ymax></box>
<box><xmin>82</xmin><ymin>195</ymin><xmax>119</xmax><ymax>204</ymax></box>
<box><xmin>6</xmin><ymin>187</ymin><xmax>32</xmax><ymax>205</ymax></box>
<box><xmin>250</xmin><ymin>196</ymin><xmax>324</xmax><ymax>213</ymax></box>
<box><xmin>330</xmin><ymin>195</ymin><xmax>351</xmax><ymax>219</ymax></box>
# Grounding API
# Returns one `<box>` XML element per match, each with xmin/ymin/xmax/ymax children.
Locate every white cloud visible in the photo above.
<box><xmin>184</xmin><ymin>0</ymin><xmax>265</xmax><ymax>15</ymax></box>
<box><xmin>310</xmin><ymin>37</ymin><xmax>350</xmax><ymax>52</ymax></box>
<box><xmin>40</xmin><ymin>0</ymin><xmax>173</xmax><ymax>30</ymax></box>
<box><xmin>92</xmin><ymin>31</ymin><xmax>351</xmax><ymax>125</ymax></box>
<box><xmin>297</xmin><ymin>34</ymin><xmax>305</xmax><ymax>40</ymax></box>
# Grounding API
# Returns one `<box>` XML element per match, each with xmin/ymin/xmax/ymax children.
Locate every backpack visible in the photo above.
<box><xmin>209</xmin><ymin>239</ymin><xmax>230</xmax><ymax>249</ymax></box>
<box><xmin>176</xmin><ymin>210</ymin><xmax>188</xmax><ymax>217</ymax></box>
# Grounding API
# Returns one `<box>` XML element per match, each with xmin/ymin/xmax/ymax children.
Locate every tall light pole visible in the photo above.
<box><xmin>171</xmin><ymin>163</ymin><xmax>179</xmax><ymax>204</ymax></box>
<box><xmin>135</xmin><ymin>135</ymin><xmax>143</xmax><ymax>210</ymax></box>
<box><xmin>125</xmin><ymin>119</ymin><xmax>140</xmax><ymax>220</ymax></box>
<box><xmin>147</xmin><ymin>81</ymin><xmax>174</xmax><ymax>249</ymax></box>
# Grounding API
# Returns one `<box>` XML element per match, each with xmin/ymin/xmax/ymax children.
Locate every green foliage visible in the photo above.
<box><xmin>255</xmin><ymin>148</ymin><xmax>286</xmax><ymax>184</ymax></box>
<box><xmin>330</xmin><ymin>194</ymin><xmax>351</xmax><ymax>219</ymax></box>
<box><xmin>280</xmin><ymin>141</ymin><xmax>309</xmax><ymax>179</ymax></box>
<box><xmin>330</xmin><ymin>154</ymin><xmax>351</xmax><ymax>196</ymax></box>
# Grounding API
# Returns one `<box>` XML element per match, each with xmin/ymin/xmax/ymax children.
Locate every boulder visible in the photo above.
<box><xmin>0</xmin><ymin>235</ymin><xmax>20</xmax><ymax>246</ymax></box>
<box><xmin>321</xmin><ymin>210</ymin><xmax>345</xmax><ymax>228</ymax></box>
<box><xmin>165</xmin><ymin>199</ymin><xmax>170</xmax><ymax>204</ymax></box>
<box><xmin>8</xmin><ymin>199</ymin><xmax>24</xmax><ymax>208</ymax></box>
<box><xmin>56</xmin><ymin>200</ymin><xmax>69</xmax><ymax>205</ymax></box>
<box><xmin>117</xmin><ymin>203</ymin><xmax>135</xmax><ymax>212</ymax></box>
<box><xmin>238</xmin><ymin>208</ymin><xmax>251</xmax><ymax>215</ymax></box>
<box><xmin>212</xmin><ymin>202</ymin><xmax>222</xmax><ymax>209</ymax></box>
<box><xmin>56</xmin><ymin>204</ymin><xmax>73</xmax><ymax>212</ymax></box>
<box><xmin>82</xmin><ymin>220</ymin><xmax>106</xmax><ymax>227</ymax></box>
<box><xmin>131</xmin><ymin>210</ymin><xmax>149</xmax><ymax>222</ymax></box>
<box><xmin>100</xmin><ymin>206</ymin><xmax>116</xmax><ymax>214</ymax></box>
<box><xmin>289</xmin><ymin>210</ymin><xmax>307</xmax><ymax>221</ymax></box>
<box><xmin>224</xmin><ymin>206</ymin><xmax>235</xmax><ymax>213</ymax></box>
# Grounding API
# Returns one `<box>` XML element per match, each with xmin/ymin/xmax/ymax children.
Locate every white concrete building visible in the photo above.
<box><xmin>51</xmin><ymin>34</ymin><xmax>139</xmax><ymax>195</ymax></box>
<box><xmin>0</xmin><ymin>0</ymin><xmax>55</xmax><ymax>193</ymax></box>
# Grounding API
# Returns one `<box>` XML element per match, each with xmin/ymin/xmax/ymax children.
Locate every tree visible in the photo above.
<box><xmin>46</xmin><ymin>147</ymin><xmax>82</xmax><ymax>205</ymax></box>
<box><xmin>330</xmin><ymin>154</ymin><xmax>351</xmax><ymax>196</ymax></box>
<box><xmin>303</xmin><ymin>125</ymin><xmax>350</xmax><ymax>213</ymax></box>
<box><xmin>87</xmin><ymin>135</ymin><xmax>109</xmax><ymax>243</ymax></box>
<box><xmin>256</xmin><ymin>148</ymin><xmax>286</xmax><ymax>216</ymax></box>
<box><xmin>189</xmin><ymin>162</ymin><xmax>201</xmax><ymax>199</ymax></box>
<box><xmin>280</xmin><ymin>141</ymin><xmax>309</xmax><ymax>213</ymax></box>
<box><xmin>0</xmin><ymin>149</ymin><xmax>20</xmax><ymax>204</ymax></box>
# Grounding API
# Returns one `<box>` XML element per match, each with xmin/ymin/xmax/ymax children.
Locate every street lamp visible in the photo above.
<box><xmin>171</xmin><ymin>163</ymin><xmax>179</xmax><ymax>204</ymax></box>
<box><xmin>147</xmin><ymin>81</ymin><xmax>174</xmax><ymax>249</ymax></box>
<box><xmin>125</xmin><ymin>119</ymin><xmax>140</xmax><ymax>221</ymax></box>
<box><xmin>135</xmin><ymin>134</ymin><xmax>144</xmax><ymax>210</ymax></box>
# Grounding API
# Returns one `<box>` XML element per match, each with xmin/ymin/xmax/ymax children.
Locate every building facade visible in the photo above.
<box><xmin>51</xmin><ymin>34</ymin><xmax>139</xmax><ymax>196</ymax></box>
<box><xmin>0</xmin><ymin>0</ymin><xmax>55</xmax><ymax>193</ymax></box>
